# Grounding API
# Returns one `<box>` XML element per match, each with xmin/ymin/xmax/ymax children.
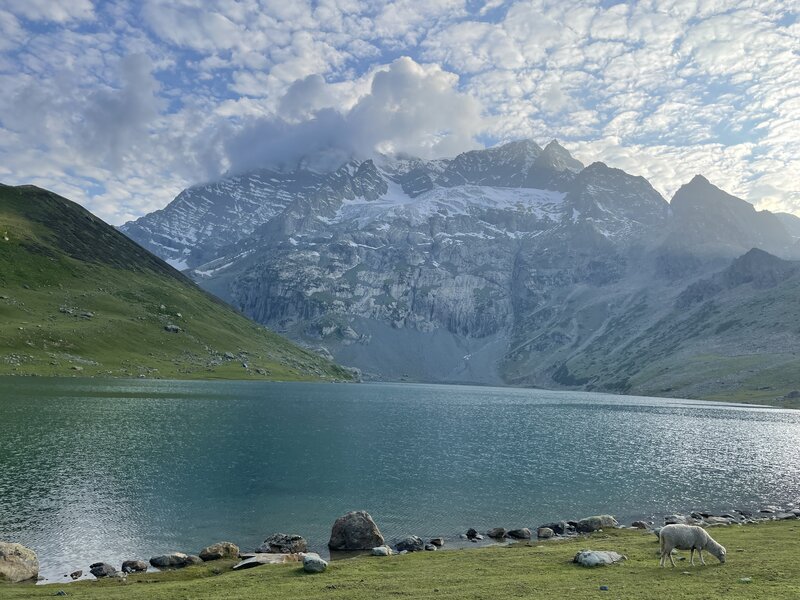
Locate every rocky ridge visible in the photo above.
<box><xmin>121</xmin><ymin>140</ymin><xmax>800</xmax><ymax>401</ymax></box>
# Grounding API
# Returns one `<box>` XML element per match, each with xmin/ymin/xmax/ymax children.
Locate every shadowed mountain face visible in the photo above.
<box><xmin>121</xmin><ymin>141</ymin><xmax>800</xmax><ymax>402</ymax></box>
<box><xmin>0</xmin><ymin>184</ymin><xmax>352</xmax><ymax>381</ymax></box>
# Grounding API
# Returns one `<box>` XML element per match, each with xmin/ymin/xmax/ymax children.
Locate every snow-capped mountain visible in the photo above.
<box><xmin>121</xmin><ymin>140</ymin><xmax>800</xmax><ymax>400</ymax></box>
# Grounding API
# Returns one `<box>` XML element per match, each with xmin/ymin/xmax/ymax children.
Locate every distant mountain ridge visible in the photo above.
<box><xmin>0</xmin><ymin>184</ymin><xmax>352</xmax><ymax>381</ymax></box>
<box><xmin>120</xmin><ymin>140</ymin><xmax>800</xmax><ymax>403</ymax></box>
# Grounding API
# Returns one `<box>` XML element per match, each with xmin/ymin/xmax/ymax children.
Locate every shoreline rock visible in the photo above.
<box><xmin>0</xmin><ymin>542</ymin><xmax>39</xmax><ymax>583</ymax></box>
<box><xmin>328</xmin><ymin>511</ymin><xmax>384</xmax><ymax>551</ymax></box>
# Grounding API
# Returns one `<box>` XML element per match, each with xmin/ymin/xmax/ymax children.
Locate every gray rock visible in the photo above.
<box><xmin>486</xmin><ymin>528</ymin><xmax>506</xmax><ymax>539</ymax></box>
<box><xmin>0</xmin><ymin>542</ymin><xmax>39</xmax><ymax>583</ymax></box>
<box><xmin>89</xmin><ymin>562</ymin><xmax>117</xmax><ymax>578</ymax></box>
<box><xmin>631</xmin><ymin>521</ymin><xmax>649</xmax><ymax>529</ymax></box>
<box><xmin>424</xmin><ymin>544</ymin><xmax>437</xmax><ymax>551</ymax></box>
<box><xmin>429</xmin><ymin>538</ymin><xmax>444</xmax><ymax>547</ymax></box>
<box><xmin>540</xmin><ymin>521</ymin><xmax>573</xmax><ymax>535</ymax></box>
<box><xmin>576</xmin><ymin>515</ymin><xmax>619</xmax><ymax>533</ymax></box>
<box><xmin>121</xmin><ymin>560</ymin><xmax>148</xmax><ymax>573</ymax></box>
<box><xmin>258</xmin><ymin>533</ymin><xmax>307</xmax><ymax>554</ymax></box>
<box><xmin>149</xmin><ymin>552</ymin><xmax>201</xmax><ymax>569</ymax></box>
<box><xmin>573</xmin><ymin>550</ymin><xmax>627</xmax><ymax>567</ymax></box>
<box><xmin>507</xmin><ymin>528</ymin><xmax>532</xmax><ymax>540</ymax></box>
<box><xmin>396</xmin><ymin>536</ymin><xmax>424</xmax><ymax>552</ymax></box>
<box><xmin>371</xmin><ymin>545</ymin><xmax>392</xmax><ymax>556</ymax></box>
<box><xmin>774</xmin><ymin>512</ymin><xmax>798</xmax><ymax>520</ymax></box>
<box><xmin>303</xmin><ymin>552</ymin><xmax>328</xmax><ymax>573</ymax></box>
<box><xmin>537</xmin><ymin>527</ymin><xmax>554</xmax><ymax>539</ymax></box>
<box><xmin>328</xmin><ymin>511</ymin><xmax>384</xmax><ymax>550</ymax></box>
<box><xmin>704</xmin><ymin>516</ymin><xmax>734</xmax><ymax>525</ymax></box>
<box><xmin>199</xmin><ymin>542</ymin><xmax>240</xmax><ymax>561</ymax></box>
<box><xmin>224</xmin><ymin>352</ymin><xmax>235</xmax><ymax>360</ymax></box>
<box><xmin>466</xmin><ymin>528</ymin><xmax>479</xmax><ymax>539</ymax></box>
<box><xmin>69</xmin><ymin>570</ymin><xmax>82</xmax><ymax>580</ymax></box>
<box><xmin>164</xmin><ymin>324</ymin><xmax>181</xmax><ymax>333</ymax></box>
<box><xmin>232</xmin><ymin>553</ymin><xmax>294</xmax><ymax>570</ymax></box>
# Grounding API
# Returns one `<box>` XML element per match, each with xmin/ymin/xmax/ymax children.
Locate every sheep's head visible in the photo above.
<box><xmin>710</xmin><ymin>542</ymin><xmax>726</xmax><ymax>563</ymax></box>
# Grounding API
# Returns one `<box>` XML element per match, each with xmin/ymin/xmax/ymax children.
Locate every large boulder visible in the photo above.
<box><xmin>537</xmin><ymin>527</ymin><xmax>554</xmax><ymax>539</ymax></box>
<box><xmin>199</xmin><ymin>542</ymin><xmax>240</xmax><ymax>561</ymax></box>
<box><xmin>576</xmin><ymin>515</ymin><xmax>619</xmax><ymax>533</ymax></box>
<box><xmin>573</xmin><ymin>550</ymin><xmax>627</xmax><ymax>567</ymax></box>
<box><xmin>0</xmin><ymin>542</ymin><xmax>39</xmax><ymax>583</ymax></box>
<box><xmin>149</xmin><ymin>553</ymin><xmax>202</xmax><ymax>569</ymax></box>
<box><xmin>302</xmin><ymin>552</ymin><xmax>328</xmax><ymax>573</ymax></box>
<box><xmin>258</xmin><ymin>533</ymin><xmax>307</xmax><ymax>554</ymax></box>
<box><xmin>328</xmin><ymin>511</ymin><xmax>384</xmax><ymax>550</ymax></box>
<box><xmin>486</xmin><ymin>528</ymin><xmax>506</xmax><ymax>539</ymax></box>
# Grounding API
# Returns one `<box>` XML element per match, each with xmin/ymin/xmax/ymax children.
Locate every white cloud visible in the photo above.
<box><xmin>4</xmin><ymin>0</ymin><xmax>95</xmax><ymax>22</ymax></box>
<box><xmin>222</xmin><ymin>56</ymin><xmax>484</xmax><ymax>174</ymax></box>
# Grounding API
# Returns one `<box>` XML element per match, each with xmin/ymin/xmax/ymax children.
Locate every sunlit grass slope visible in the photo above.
<box><xmin>0</xmin><ymin>184</ymin><xmax>351</xmax><ymax>381</ymax></box>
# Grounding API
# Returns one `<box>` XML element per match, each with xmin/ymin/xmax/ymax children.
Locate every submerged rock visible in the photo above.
<box><xmin>573</xmin><ymin>550</ymin><xmax>627</xmax><ymax>567</ymax></box>
<box><xmin>258</xmin><ymin>533</ymin><xmax>307</xmax><ymax>554</ymax></box>
<box><xmin>328</xmin><ymin>511</ymin><xmax>384</xmax><ymax>550</ymax></box>
<box><xmin>0</xmin><ymin>542</ymin><xmax>39</xmax><ymax>583</ymax></box>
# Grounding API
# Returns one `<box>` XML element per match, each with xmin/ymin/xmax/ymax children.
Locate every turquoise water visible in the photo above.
<box><xmin>1</xmin><ymin>377</ymin><xmax>799</xmax><ymax>581</ymax></box>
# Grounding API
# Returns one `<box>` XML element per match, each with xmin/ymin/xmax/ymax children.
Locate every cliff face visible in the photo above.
<box><xmin>121</xmin><ymin>141</ymin><xmax>800</xmax><ymax>400</ymax></box>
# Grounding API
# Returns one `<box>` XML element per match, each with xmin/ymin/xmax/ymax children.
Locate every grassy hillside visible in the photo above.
<box><xmin>4</xmin><ymin>521</ymin><xmax>799</xmax><ymax>599</ymax></box>
<box><xmin>558</xmin><ymin>249</ymin><xmax>800</xmax><ymax>407</ymax></box>
<box><xmin>0</xmin><ymin>184</ymin><xmax>352</xmax><ymax>381</ymax></box>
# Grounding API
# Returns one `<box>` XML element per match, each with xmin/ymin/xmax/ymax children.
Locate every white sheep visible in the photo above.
<box><xmin>658</xmin><ymin>524</ymin><xmax>726</xmax><ymax>567</ymax></box>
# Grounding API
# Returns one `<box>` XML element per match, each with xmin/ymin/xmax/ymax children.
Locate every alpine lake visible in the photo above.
<box><xmin>2</xmin><ymin>377</ymin><xmax>799</xmax><ymax>582</ymax></box>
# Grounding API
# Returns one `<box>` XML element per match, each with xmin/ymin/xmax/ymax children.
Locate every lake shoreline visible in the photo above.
<box><xmin>10</xmin><ymin>499</ymin><xmax>800</xmax><ymax>586</ymax></box>
<box><xmin>4</xmin><ymin>519</ymin><xmax>800</xmax><ymax>599</ymax></box>
<box><xmin>1</xmin><ymin>372</ymin><xmax>798</xmax><ymax>409</ymax></box>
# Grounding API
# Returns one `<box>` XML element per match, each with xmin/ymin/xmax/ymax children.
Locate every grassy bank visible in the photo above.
<box><xmin>3</xmin><ymin>521</ymin><xmax>798</xmax><ymax>599</ymax></box>
<box><xmin>0</xmin><ymin>184</ymin><xmax>351</xmax><ymax>381</ymax></box>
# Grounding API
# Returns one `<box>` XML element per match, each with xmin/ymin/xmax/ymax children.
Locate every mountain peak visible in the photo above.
<box><xmin>534</xmin><ymin>140</ymin><xmax>583</xmax><ymax>173</ymax></box>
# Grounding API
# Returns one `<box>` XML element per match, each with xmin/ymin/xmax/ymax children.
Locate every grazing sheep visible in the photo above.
<box><xmin>659</xmin><ymin>524</ymin><xmax>726</xmax><ymax>567</ymax></box>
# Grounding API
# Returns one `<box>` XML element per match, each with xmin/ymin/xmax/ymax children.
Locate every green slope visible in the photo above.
<box><xmin>0</xmin><ymin>184</ymin><xmax>352</xmax><ymax>381</ymax></box>
<box><xmin>559</xmin><ymin>249</ymin><xmax>800</xmax><ymax>406</ymax></box>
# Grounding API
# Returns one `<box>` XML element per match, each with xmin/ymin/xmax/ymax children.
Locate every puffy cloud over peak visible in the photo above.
<box><xmin>222</xmin><ymin>57</ymin><xmax>484</xmax><ymax>174</ymax></box>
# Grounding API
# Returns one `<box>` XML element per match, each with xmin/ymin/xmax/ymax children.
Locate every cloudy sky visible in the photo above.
<box><xmin>1</xmin><ymin>0</ymin><xmax>797</xmax><ymax>224</ymax></box>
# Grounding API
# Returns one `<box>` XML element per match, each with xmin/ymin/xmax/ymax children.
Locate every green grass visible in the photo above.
<box><xmin>0</xmin><ymin>184</ymin><xmax>351</xmax><ymax>381</ymax></box>
<box><xmin>3</xmin><ymin>521</ymin><xmax>799</xmax><ymax>599</ymax></box>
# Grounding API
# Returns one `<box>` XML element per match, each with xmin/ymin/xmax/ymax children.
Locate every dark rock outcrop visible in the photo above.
<box><xmin>328</xmin><ymin>511</ymin><xmax>384</xmax><ymax>550</ymax></box>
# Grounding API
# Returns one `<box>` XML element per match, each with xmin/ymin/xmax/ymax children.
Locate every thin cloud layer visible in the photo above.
<box><xmin>0</xmin><ymin>1</ymin><xmax>796</xmax><ymax>224</ymax></box>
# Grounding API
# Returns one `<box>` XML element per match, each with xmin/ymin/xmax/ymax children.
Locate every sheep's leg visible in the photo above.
<box><xmin>669</xmin><ymin>550</ymin><xmax>677</xmax><ymax>567</ymax></box>
<box><xmin>699</xmin><ymin>548</ymin><xmax>706</xmax><ymax>566</ymax></box>
<box><xmin>690</xmin><ymin>548</ymin><xmax>695</xmax><ymax>566</ymax></box>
